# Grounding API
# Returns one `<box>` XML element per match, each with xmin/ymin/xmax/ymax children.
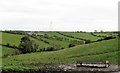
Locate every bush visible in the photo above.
<box><xmin>69</xmin><ymin>43</ymin><xmax>75</xmax><ymax>48</ymax></box>
<box><xmin>12</xmin><ymin>45</ymin><xmax>18</xmax><ymax>49</ymax></box>
<box><xmin>44</xmin><ymin>34</ymin><xmax>49</xmax><ymax>38</ymax></box>
<box><xmin>85</xmin><ymin>40</ymin><xmax>91</xmax><ymax>44</ymax></box>
<box><xmin>43</xmin><ymin>48</ymin><xmax>46</xmax><ymax>51</ymax></box>
<box><xmin>103</xmin><ymin>36</ymin><xmax>113</xmax><ymax>40</ymax></box>
<box><xmin>46</xmin><ymin>47</ymin><xmax>54</xmax><ymax>51</ymax></box>
<box><xmin>44</xmin><ymin>40</ymin><xmax>49</xmax><ymax>44</ymax></box>
<box><xmin>6</xmin><ymin>43</ymin><xmax>10</xmax><ymax>47</ymax></box>
<box><xmin>53</xmin><ymin>44</ymin><xmax>61</xmax><ymax>50</ymax></box>
<box><xmin>33</xmin><ymin>43</ymin><xmax>39</xmax><ymax>52</ymax></box>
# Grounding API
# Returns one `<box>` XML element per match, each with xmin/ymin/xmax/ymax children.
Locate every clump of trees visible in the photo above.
<box><xmin>46</xmin><ymin>46</ymin><xmax>54</xmax><ymax>51</ymax></box>
<box><xmin>44</xmin><ymin>44</ymin><xmax>63</xmax><ymax>51</ymax></box>
<box><xmin>84</xmin><ymin>40</ymin><xmax>91</xmax><ymax>44</ymax></box>
<box><xmin>69</xmin><ymin>43</ymin><xmax>75</xmax><ymax>48</ymax></box>
<box><xmin>68</xmin><ymin>40</ymin><xmax>84</xmax><ymax>48</ymax></box>
<box><xmin>18</xmin><ymin>36</ymin><xmax>39</xmax><ymax>53</ymax></box>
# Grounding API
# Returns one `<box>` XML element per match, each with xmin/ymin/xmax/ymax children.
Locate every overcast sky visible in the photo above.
<box><xmin>0</xmin><ymin>0</ymin><xmax>119</xmax><ymax>32</ymax></box>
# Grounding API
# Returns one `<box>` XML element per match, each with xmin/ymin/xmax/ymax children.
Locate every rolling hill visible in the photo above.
<box><xmin>1</xmin><ymin>32</ymin><xmax>51</xmax><ymax>50</ymax></box>
<box><xmin>2</xmin><ymin>38</ymin><xmax>119</xmax><ymax>70</ymax></box>
<box><xmin>58</xmin><ymin>32</ymin><xmax>102</xmax><ymax>41</ymax></box>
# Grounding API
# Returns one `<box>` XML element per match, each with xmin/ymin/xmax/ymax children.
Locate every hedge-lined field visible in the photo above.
<box><xmin>59</xmin><ymin>32</ymin><xmax>101</xmax><ymax>41</ymax></box>
<box><xmin>2</xmin><ymin>38</ymin><xmax>119</xmax><ymax>70</ymax></box>
<box><xmin>2</xmin><ymin>32</ymin><xmax>84</xmax><ymax>51</ymax></box>
<box><xmin>93</xmin><ymin>32</ymin><xmax>118</xmax><ymax>37</ymax></box>
<box><xmin>2</xmin><ymin>32</ymin><xmax>51</xmax><ymax>50</ymax></box>
<box><xmin>2</xmin><ymin>32</ymin><xmax>24</xmax><ymax>46</ymax></box>
<box><xmin>38</xmin><ymin>37</ymin><xmax>70</xmax><ymax>48</ymax></box>
<box><xmin>1</xmin><ymin>46</ymin><xmax>20</xmax><ymax>58</ymax></box>
<box><xmin>35</xmin><ymin>32</ymin><xmax>82</xmax><ymax>41</ymax></box>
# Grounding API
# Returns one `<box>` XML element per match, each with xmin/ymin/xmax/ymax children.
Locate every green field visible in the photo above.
<box><xmin>93</xmin><ymin>32</ymin><xmax>118</xmax><ymax>37</ymax></box>
<box><xmin>2</xmin><ymin>32</ymin><xmax>84</xmax><ymax>50</ymax></box>
<box><xmin>36</xmin><ymin>31</ymin><xmax>82</xmax><ymax>41</ymax></box>
<box><xmin>2</xmin><ymin>32</ymin><xmax>24</xmax><ymax>46</ymax></box>
<box><xmin>59</xmin><ymin>32</ymin><xmax>101</xmax><ymax>41</ymax></box>
<box><xmin>94</xmin><ymin>33</ymin><xmax>110</xmax><ymax>37</ymax></box>
<box><xmin>1</xmin><ymin>46</ymin><xmax>20</xmax><ymax>58</ymax></box>
<box><xmin>38</xmin><ymin>37</ymin><xmax>69</xmax><ymax>48</ymax></box>
<box><xmin>2</xmin><ymin>38</ymin><xmax>119</xmax><ymax>69</ymax></box>
<box><xmin>2</xmin><ymin>32</ymin><xmax>51</xmax><ymax>50</ymax></box>
<box><xmin>1</xmin><ymin>31</ymin><xmax>119</xmax><ymax>70</ymax></box>
<box><xmin>30</xmin><ymin>37</ymin><xmax>50</xmax><ymax>50</ymax></box>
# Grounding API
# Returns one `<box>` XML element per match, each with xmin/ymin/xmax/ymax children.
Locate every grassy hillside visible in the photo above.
<box><xmin>2</xmin><ymin>38</ymin><xmax>119</xmax><ymax>69</ymax></box>
<box><xmin>30</xmin><ymin>38</ymin><xmax>50</xmax><ymax>50</ymax></box>
<box><xmin>1</xmin><ymin>32</ymin><xmax>51</xmax><ymax>50</ymax></box>
<box><xmin>59</xmin><ymin>32</ymin><xmax>101</xmax><ymax>41</ymax></box>
<box><xmin>93</xmin><ymin>32</ymin><xmax>118</xmax><ymax>37</ymax></box>
<box><xmin>2</xmin><ymin>32</ymin><xmax>24</xmax><ymax>46</ymax></box>
<box><xmin>36</xmin><ymin>32</ymin><xmax>82</xmax><ymax>41</ymax></box>
<box><xmin>1</xmin><ymin>46</ymin><xmax>20</xmax><ymax>58</ymax></box>
<box><xmin>93</xmin><ymin>33</ymin><xmax>111</xmax><ymax>37</ymax></box>
<box><xmin>39</xmin><ymin>37</ymin><xmax>70</xmax><ymax>48</ymax></box>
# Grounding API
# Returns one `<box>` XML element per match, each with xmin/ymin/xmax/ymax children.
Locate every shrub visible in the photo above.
<box><xmin>12</xmin><ymin>45</ymin><xmax>18</xmax><ymax>49</ymax></box>
<box><xmin>43</xmin><ymin>48</ymin><xmax>46</xmax><ymax>51</ymax></box>
<box><xmin>44</xmin><ymin>40</ymin><xmax>49</xmax><ymax>44</ymax></box>
<box><xmin>6</xmin><ymin>43</ymin><xmax>10</xmax><ymax>47</ymax></box>
<box><xmin>85</xmin><ymin>40</ymin><xmax>91</xmax><ymax>44</ymax></box>
<box><xmin>44</xmin><ymin>34</ymin><xmax>49</xmax><ymax>38</ymax></box>
<box><xmin>46</xmin><ymin>47</ymin><xmax>54</xmax><ymax>51</ymax></box>
<box><xmin>69</xmin><ymin>43</ymin><xmax>75</xmax><ymax>48</ymax></box>
<box><xmin>103</xmin><ymin>36</ymin><xmax>113</xmax><ymax>40</ymax></box>
<box><xmin>53</xmin><ymin>44</ymin><xmax>61</xmax><ymax>50</ymax></box>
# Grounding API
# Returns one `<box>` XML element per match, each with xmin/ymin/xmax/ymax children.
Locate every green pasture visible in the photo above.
<box><xmin>2</xmin><ymin>38</ymin><xmax>119</xmax><ymax>70</ymax></box>
<box><xmin>60</xmin><ymin>32</ymin><xmax>101</xmax><ymax>41</ymax></box>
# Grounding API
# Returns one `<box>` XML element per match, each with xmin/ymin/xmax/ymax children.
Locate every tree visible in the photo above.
<box><xmin>85</xmin><ymin>40</ymin><xmax>91</xmax><ymax>44</ymax></box>
<box><xmin>46</xmin><ymin>46</ymin><xmax>54</xmax><ymax>51</ymax></box>
<box><xmin>33</xmin><ymin>43</ymin><xmax>39</xmax><ymax>52</ymax></box>
<box><xmin>18</xmin><ymin>36</ymin><xmax>38</xmax><ymax>53</ymax></box>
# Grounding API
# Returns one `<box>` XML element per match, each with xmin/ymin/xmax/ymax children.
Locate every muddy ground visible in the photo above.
<box><xmin>58</xmin><ymin>64</ymin><xmax>119</xmax><ymax>71</ymax></box>
<box><xmin>1</xmin><ymin>64</ymin><xmax>120</xmax><ymax>73</ymax></box>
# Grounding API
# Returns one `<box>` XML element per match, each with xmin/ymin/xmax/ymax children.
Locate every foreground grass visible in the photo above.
<box><xmin>2</xmin><ymin>66</ymin><xmax>34</xmax><ymax>70</ymax></box>
<box><xmin>2</xmin><ymin>38</ymin><xmax>119</xmax><ymax>70</ymax></box>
